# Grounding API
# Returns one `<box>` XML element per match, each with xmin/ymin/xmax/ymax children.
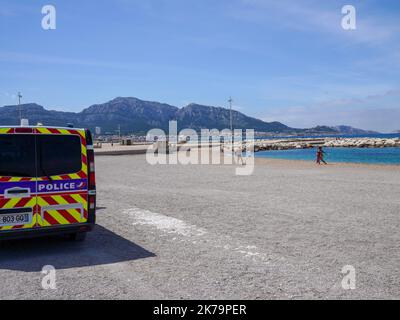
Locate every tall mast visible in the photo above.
<box><xmin>228</xmin><ymin>97</ymin><xmax>233</xmax><ymax>144</ymax></box>
<box><xmin>18</xmin><ymin>91</ymin><xmax>22</xmax><ymax>121</ymax></box>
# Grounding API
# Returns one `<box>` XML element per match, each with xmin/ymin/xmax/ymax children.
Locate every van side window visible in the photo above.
<box><xmin>37</xmin><ymin>135</ymin><xmax>82</xmax><ymax>177</ymax></box>
<box><xmin>0</xmin><ymin>135</ymin><xmax>36</xmax><ymax>177</ymax></box>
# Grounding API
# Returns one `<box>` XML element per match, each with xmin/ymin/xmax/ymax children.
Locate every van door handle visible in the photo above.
<box><xmin>5</xmin><ymin>188</ymin><xmax>31</xmax><ymax>198</ymax></box>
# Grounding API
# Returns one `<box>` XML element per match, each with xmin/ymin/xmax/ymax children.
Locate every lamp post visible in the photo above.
<box><xmin>228</xmin><ymin>97</ymin><xmax>233</xmax><ymax>145</ymax></box>
<box><xmin>18</xmin><ymin>92</ymin><xmax>22</xmax><ymax>121</ymax></box>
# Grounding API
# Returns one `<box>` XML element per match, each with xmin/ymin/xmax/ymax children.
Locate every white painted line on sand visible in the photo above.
<box><xmin>125</xmin><ymin>207</ymin><xmax>207</xmax><ymax>237</ymax></box>
<box><xmin>124</xmin><ymin>207</ymin><xmax>271</xmax><ymax>264</ymax></box>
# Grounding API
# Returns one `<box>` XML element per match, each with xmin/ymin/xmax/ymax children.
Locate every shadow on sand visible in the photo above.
<box><xmin>0</xmin><ymin>225</ymin><xmax>155</xmax><ymax>272</ymax></box>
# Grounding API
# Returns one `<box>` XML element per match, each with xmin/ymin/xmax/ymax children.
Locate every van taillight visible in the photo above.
<box><xmin>85</xmin><ymin>129</ymin><xmax>96</xmax><ymax>224</ymax></box>
<box><xmin>89</xmin><ymin>195</ymin><xmax>96</xmax><ymax>210</ymax></box>
<box><xmin>88</xmin><ymin>149</ymin><xmax>96</xmax><ymax>190</ymax></box>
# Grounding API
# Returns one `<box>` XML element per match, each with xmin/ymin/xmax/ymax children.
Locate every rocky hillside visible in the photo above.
<box><xmin>77</xmin><ymin>97</ymin><xmax>178</xmax><ymax>133</ymax></box>
<box><xmin>174</xmin><ymin>103</ymin><xmax>290</xmax><ymax>132</ymax></box>
<box><xmin>330</xmin><ymin>125</ymin><xmax>378</xmax><ymax>135</ymax></box>
<box><xmin>0</xmin><ymin>97</ymin><xmax>294</xmax><ymax>134</ymax></box>
<box><xmin>0</xmin><ymin>103</ymin><xmax>79</xmax><ymax>128</ymax></box>
<box><xmin>0</xmin><ymin>97</ymin><xmax>376</xmax><ymax>135</ymax></box>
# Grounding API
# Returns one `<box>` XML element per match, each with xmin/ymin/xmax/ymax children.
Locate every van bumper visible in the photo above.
<box><xmin>0</xmin><ymin>223</ymin><xmax>95</xmax><ymax>241</ymax></box>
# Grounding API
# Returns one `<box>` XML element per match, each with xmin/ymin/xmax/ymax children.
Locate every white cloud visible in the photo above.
<box><xmin>231</xmin><ymin>0</ymin><xmax>399</xmax><ymax>46</ymax></box>
<box><xmin>261</xmin><ymin>89</ymin><xmax>400</xmax><ymax>132</ymax></box>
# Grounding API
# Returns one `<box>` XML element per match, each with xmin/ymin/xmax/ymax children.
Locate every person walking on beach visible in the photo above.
<box><xmin>235</xmin><ymin>144</ymin><xmax>246</xmax><ymax>166</ymax></box>
<box><xmin>316</xmin><ymin>146</ymin><xmax>327</xmax><ymax>165</ymax></box>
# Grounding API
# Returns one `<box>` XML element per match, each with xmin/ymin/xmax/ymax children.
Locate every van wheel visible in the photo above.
<box><xmin>69</xmin><ymin>232</ymin><xmax>87</xmax><ymax>241</ymax></box>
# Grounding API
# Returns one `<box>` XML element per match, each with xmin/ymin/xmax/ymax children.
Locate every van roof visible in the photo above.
<box><xmin>0</xmin><ymin>125</ymin><xmax>86</xmax><ymax>131</ymax></box>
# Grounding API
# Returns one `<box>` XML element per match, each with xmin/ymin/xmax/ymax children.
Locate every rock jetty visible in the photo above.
<box><xmin>250</xmin><ymin>137</ymin><xmax>400</xmax><ymax>152</ymax></box>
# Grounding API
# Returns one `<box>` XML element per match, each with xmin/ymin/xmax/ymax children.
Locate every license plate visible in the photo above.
<box><xmin>0</xmin><ymin>213</ymin><xmax>32</xmax><ymax>227</ymax></box>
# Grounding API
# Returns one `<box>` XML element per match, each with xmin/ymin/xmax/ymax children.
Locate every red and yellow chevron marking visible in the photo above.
<box><xmin>0</xmin><ymin>193</ymin><xmax>88</xmax><ymax>230</ymax></box>
<box><xmin>0</xmin><ymin>197</ymin><xmax>37</xmax><ymax>231</ymax></box>
<box><xmin>35</xmin><ymin>127</ymin><xmax>88</xmax><ymax>180</ymax></box>
<box><xmin>1</xmin><ymin>126</ymin><xmax>89</xmax><ymax>232</ymax></box>
<box><xmin>0</xmin><ymin>127</ymin><xmax>37</xmax><ymax>182</ymax></box>
<box><xmin>0</xmin><ymin>127</ymin><xmax>88</xmax><ymax>181</ymax></box>
<box><xmin>37</xmin><ymin>193</ymin><xmax>88</xmax><ymax>227</ymax></box>
<box><xmin>0</xmin><ymin>177</ymin><xmax>34</xmax><ymax>182</ymax></box>
<box><xmin>0</xmin><ymin>128</ymin><xmax>13</xmax><ymax>134</ymax></box>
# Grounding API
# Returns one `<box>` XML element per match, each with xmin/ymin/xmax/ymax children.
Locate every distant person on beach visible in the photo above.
<box><xmin>316</xmin><ymin>146</ymin><xmax>327</xmax><ymax>165</ymax></box>
<box><xmin>235</xmin><ymin>145</ymin><xmax>245</xmax><ymax>166</ymax></box>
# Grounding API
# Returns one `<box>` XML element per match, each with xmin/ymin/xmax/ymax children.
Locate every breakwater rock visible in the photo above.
<box><xmin>251</xmin><ymin>137</ymin><xmax>400</xmax><ymax>152</ymax></box>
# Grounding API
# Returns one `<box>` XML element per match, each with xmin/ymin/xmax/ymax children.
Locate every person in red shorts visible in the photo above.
<box><xmin>316</xmin><ymin>146</ymin><xmax>327</xmax><ymax>165</ymax></box>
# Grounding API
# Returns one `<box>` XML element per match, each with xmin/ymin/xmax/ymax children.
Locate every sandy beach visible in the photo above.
<box><xmin>255</xmin><ymin>156</ymin><xmax>400</xmax><ymax>170</ymax></box>
<box><xmin>96</xmin><ymin>155</ymin><xmax>400</xmax><ymax>299</ymax></box>
<box><xmin>1</xmin><ymin>154</ymin><xmax>399</xmax><ymax>299</ymax></box>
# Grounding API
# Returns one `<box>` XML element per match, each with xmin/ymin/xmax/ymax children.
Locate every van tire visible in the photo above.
<box><xmin>69</xmin><ymin>232</ymin><xmax>87</xmax><ymax>241</ymax></box>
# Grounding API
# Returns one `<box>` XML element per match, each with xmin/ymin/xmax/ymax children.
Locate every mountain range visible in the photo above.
<box><xmin>0</xmin><ymin>97</ymin><xmax>377</xmax><ymax>135</ymax></box>
<box><xmin>329</xmin><ymin>125</ymin><xmax>378</xmax><ymax>135</ymax></box>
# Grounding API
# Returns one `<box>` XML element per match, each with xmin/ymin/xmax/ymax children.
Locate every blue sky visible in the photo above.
<box><xmin>0</xmin><ymin>0</ymin><xmax>399</xmax><ymax>132</ymax></box>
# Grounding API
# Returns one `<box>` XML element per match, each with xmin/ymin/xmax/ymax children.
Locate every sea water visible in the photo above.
<box><xmin>256</xmin><ymin>147</ymin><xmax>400</xmax><ymax>165</ymax></box>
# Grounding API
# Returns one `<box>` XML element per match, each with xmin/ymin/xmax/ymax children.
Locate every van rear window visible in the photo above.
<box><xmin>37</xmin><ymin>135</ymin><xmax>82</xmax><ymax>177</ymax></box>
<box><xmin>0</xmin><ymin>135</ymin><xmax>36</xmax><ymax>177</ymax></box>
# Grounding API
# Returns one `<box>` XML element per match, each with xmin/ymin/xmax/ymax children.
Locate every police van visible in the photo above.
<box><xmin>0</xmin><ymin>126</ymin><xmax>96</xmax><ymax>241</ymax></box>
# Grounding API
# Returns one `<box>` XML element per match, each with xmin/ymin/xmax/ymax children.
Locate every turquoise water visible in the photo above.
<box><xmin>256</xmin><ymin>147</ymin><xmax>400</xmax><ymax>165</ymax></box>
